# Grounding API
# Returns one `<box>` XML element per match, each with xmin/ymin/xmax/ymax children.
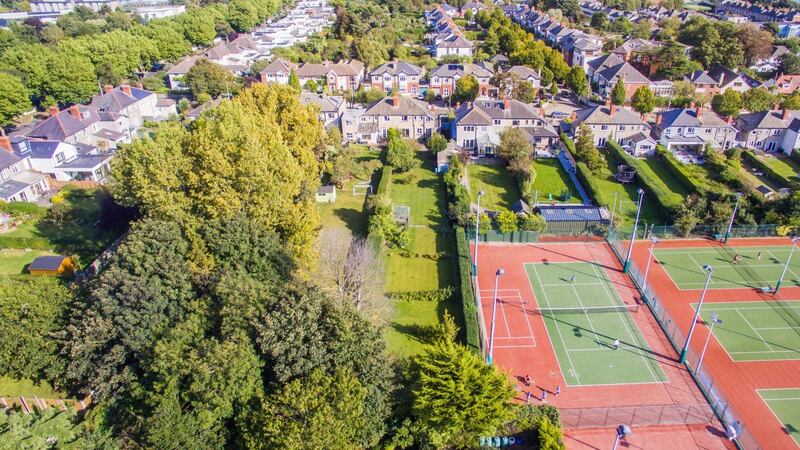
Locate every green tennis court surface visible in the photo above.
<box><xmin>758</xmin><ymin>388</ymin><xmax>800</xmax><ymax>446</ymax></box>
<box><xmin>654</xmin><ymin>246</ymin><xmax>800</xmax><ymax>290</ymax></box>
<box><xmin>695</xmin><ymin>301</ymin><xmax>800</xmax><ymax>361</ymax></box>
<box><xmin>525</xmin><ymin>261</ymin><xmax>667</xmax><ymax>386</ymax></box>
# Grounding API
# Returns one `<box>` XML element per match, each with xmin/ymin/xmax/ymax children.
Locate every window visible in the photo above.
<box><xmin>384</xmin><ymin>116</ymin><xmax>390</xmax><ymax>121</ymax></box>
<box><xmin>600</xmin><ymin>125</ymin><xmax>608</xmax><ymax>131</ymax></box>
<box><xmin>55</xmin><ymin>152</ymin><xmax>65</xmax><ymax>163</ymax></box>
<box><xmin>687</xmin><ymin>127</ymin><xmax>695</xmax><ymax>133</ymax></box>
<box><xmin>402</xmin><ymin>116</ymin><xmax>409</xmax><ymax>122</ymax></box>
<box><xmin>346</xmin><ymin>133</ymin><xmax>353</xmax><ymax>139</ymax></box>
<box><xmin>619</xmin><ymin>125</ymin><xmax>625</xmax><ymax>131</ymax></box>
<box><xmin>512</xmin><ymin>120</ymin><xmax>520</xmax><ymax>126</ymax></box>
<box><xmin>494</xmin><ymin>119</ymin><xmax>501</xmax><ymax>125</ymax></box>
<box><xmin>417</xmin><ymin>128</ymin><xmax>423</xmax><ymax>134</ymax></box>
<box><xmin>773</xmin><ymin>129</ymin><xmax>780</xmax><ymax>135</ymax></box>
<box><xmin>705</xmin><ymin>128</ymin><xmax>711</xmax><ymax>133</ymax></box>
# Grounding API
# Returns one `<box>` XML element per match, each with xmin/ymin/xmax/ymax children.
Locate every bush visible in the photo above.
<box><xmin>0</xmin><ymin>201</ymin><xmax>47</xmax><ymax>219</ymax></box>
<box><xmin>454</xmin><ymin>226</ymin><xmax>480</xmax><ymax>352</ymax></box>
<box><xmin>495</xmin><ymin>209</ymin><xmax>519</xmax><ymax>233</ymax></box>
<box><xmin>375</xmin><ymin>166</ymin><xmax>393</xmax><ymax>197</ymax></box>
<box><xmin>387</xmin><ymin>287</ymin><xmax>455</xmax><ymax>302</ymax></box>
<box><xmin>574</xmin><ymin>161</ymin><xmax>603</xmax><ymax>205</ymax></box>
<box><xmin>518</xmin><ymin>213</ymin><xmax>546</xmax><ymax>232</ymax></box>
<box><xmin>655</xmin><ymin>145</ymin><xmax>706</xmax><ymax>194</ymax></box>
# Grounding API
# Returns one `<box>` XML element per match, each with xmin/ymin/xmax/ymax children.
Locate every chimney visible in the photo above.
<box><xmin>690</xmin><ymin>101</ymin><xmax>696</xmax><ymax>109</ymax></box>
<box><xmin>0</xmin><ymin>133</ymin><xmax>11</xmax><ymax>153</ymax></box>
<box><xmin>467</xmin><ymin>101</ymin><xmax>472</xmax><ymax>109</ymax></box>
<box><xmin>49</xmin><ymin>105</ymin><xmax>59</xmax><ymax>117</ymax></box>
<box><xmin>656</xmin><ymin>113</ymin><xmax>662</xmax><ymax>126</ymax></box>
<box><xmin>456</xmin><ymin>101</ymin><xmax>461</xmax><ymax>110</ymax></box>
<box><xmin>696</xmin><ymin>106</ymin><xmax>703</xmax><ymax>119</ymax></box>
<box><xmin>392</xmin><ymin>92</ymin><xmax>399</xmax><ymax>107</ymax></box>
<box><xmin>503</xmin><ymin>97</ymin><xmax>510</xmax><ymax>110</ymax></box>
<box><xmin>571</xmin><ymin>111</ymin><xmax>577</xmax><ymax>121</ymax></box>
<box><xmin>103</xmin><ymin>84</ymin><xmax>113</xmax><ymax>94</ymax></box>
<box><xmin>783</xmin><ymin>109</ymin><xmax>790</xmax><ymax>120</ymax></box>
<box><xmin>605</xmin><ymin>99</ymin><xmax>612</xmax><ymax>109</ymax></box>
<box><xmin>774</xmin><ymin>102</ymin><xmax>781</xmax><ymax>111</ymax></box>
<box><xmin>540</xmin><ymin>107</ymin><xmax>545</xmax><ymax>117</ymax></box>
<box><xmin>69</xmin><ymin>105</ymin><xmax>80</xmax><ymax>119</ymax></box>
<box><xmin>121</xmin><ymin>84</ymin><xmax>132</xmax><ymax>96</ymax></box>
<box><xmin>727</xmin><ymin>116</ymin><xmax>734</xmax><ymax>125</ymax></box>
<box><xmin>610</xmin><ymin>103</ymin><xmax>617</xmax><ymax>116</ymax></box>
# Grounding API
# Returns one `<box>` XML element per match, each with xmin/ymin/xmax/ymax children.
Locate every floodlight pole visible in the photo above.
<box><xmin>723</xmin><ymin>192</ymin><xmax>742</xmax><ymax>243</ymax></box>
<box><xmin>775</xmin><ymin>237</ymin><xmax>800</xmax><ymax>295</ymax></box>
<box><xmin>610</xmin><ymin>192</ymin><xmax>620</xmax><ymax>229</ymax></box>
<box><xmin>472</xmin><ymin>190</ymin><xmax>485</xmax><ymax>275</ymax></box>
<box><xmin>696</xmin><ymin>312</ymin><xmax>722</xmax><ymax>374</ymax></box>
<box><xmin>641</xmin><ymin>237</ymin><xmax>659</xmax><ymax>298</ymax></box>
<box><xmin>487</xmin><ymin>268</ymin><xmax>505</xmax><ymax>366</ymax></box>
<box><xmin>623</xmin><ymin>188</ymin><xmax>645</xmax><ymax>273</ymax></box>
<box><xmin>680</xmin><ymin>265</ymin><xmax>713</xmax><ymax>364</ymax></box>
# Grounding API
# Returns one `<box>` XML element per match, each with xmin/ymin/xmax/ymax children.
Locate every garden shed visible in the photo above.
<box><xmin>534</xmin><ymin>204</ymin><xmax>609</xmax><ymax>235</ymax></box>
<box><xmin>315</xmin><ymin>185</ymin><xmax>336</xmax><ymax>203</ymax></box>
<box><xmin>28</xmin><ymin>255</ymin><xmax>75</xmax><ymax>277</ymax></box>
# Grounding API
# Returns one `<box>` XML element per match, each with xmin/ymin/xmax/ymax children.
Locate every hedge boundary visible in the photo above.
<box><xmin>454</xmin><ymin>225</ymin><xmax>480</xmax><ymax>352</ymax></box>
<box><xmin>559</xmin><ymin>134</ymin><xmax>602</xmax><ymax>205</ymax></box>
<box><xmin>741</xmin><ymin>150</ymin><xmax>800</xmax><ymax>189</ymax></box>
<box><xmin>654</xmin><ymin>145</ymin><xmax>707</xmax><ymax>194</ymax></box>
<box><xmin>605</xmin><ymin>141</ymin><xmax>682</xmax><ymax>212</ymax></box>
<box><xmin>375</xmin><ymin>166</ymin><xmax>393</xmax><ymax>197</ymax></box>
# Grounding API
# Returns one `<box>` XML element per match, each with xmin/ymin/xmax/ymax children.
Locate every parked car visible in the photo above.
<box><xmin>551</xmin><ymin>111</ymin><xmax>568</xmax><ymax>119</ymax></box>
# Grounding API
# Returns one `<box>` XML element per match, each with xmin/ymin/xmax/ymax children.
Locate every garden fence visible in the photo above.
<box><xmin>606</xmin><ymin>229</ymin><xmax>763</xmax><ymax>450</ymax></box>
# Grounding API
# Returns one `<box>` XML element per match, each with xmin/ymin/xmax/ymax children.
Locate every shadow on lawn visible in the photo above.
<box><xmin>333</xmin><ymin>207</ymin><xmax>368</xmax><ymax>236</ymax></box>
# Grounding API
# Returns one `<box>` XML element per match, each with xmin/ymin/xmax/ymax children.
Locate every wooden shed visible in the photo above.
<box><xmin>28</xmin><ymin>255</ymin><xmax>75</xmax><ymax>277</ymax></box>
<box><xmin>315</xmin><ymin>185</ymin><xmax>337</xmax><ymax>203</ymax></box>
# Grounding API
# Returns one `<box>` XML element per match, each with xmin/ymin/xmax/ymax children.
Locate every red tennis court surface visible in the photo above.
<box><xmin>629</xmin><ymin>237</ymin><xmax>800</xmax><ymax>450</ymax></box>
<box><xmin>475</xmin><ymin>241</ymin><xmax>733</xmax><ymax>450</ymax></box>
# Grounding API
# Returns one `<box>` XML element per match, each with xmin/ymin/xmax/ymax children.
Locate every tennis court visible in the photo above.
<box><xmin>654</xmin><ymin>245</ymin><xmax>800</xmax><ymax>290</ymax></box>
<box><xmin>758</xmin><ymin>388</ymin><xmax>800</xmax><ymax>446</ymax></box>
<box><xmin>525</xmin><ymin>261</ymin><xmax>668</xmax><ymax>386</ymax></box>
<box><xmin>696</xmin><ymin>301</ymin><xmax>800</xmax><ymax>362</ymax></box>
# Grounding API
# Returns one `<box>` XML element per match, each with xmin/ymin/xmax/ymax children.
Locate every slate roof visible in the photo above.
<box><xmin>457</xmin><ymin>98</ymin><xmax>544</xmax><ymax>125</ymax></box>
<box><xmin>29</xmin><ymin>255</ymin><xmax>68</xmax><ymax>271</ymax></box>
<box><xmin>363</xmin><ymin>96</ymin><xmax>437</xmax><ymax>117</ymax></box>
<box><xmin>659</xmin><ymin>108</ymin><xmax>729</xmax><ymax>128</ymax></box>
<box><xmin>573</xmin><ymin>105</ymin><xmax>647</xmax><ymax>126</ymax></box>
<box><xmin>536</xmin><ymin>205</ymin><xmax>605</xmax><ymax>222</ymax></box>
<box><xmin>437</xmin><ymin>34</ymin><xmax>473</xmax><ymax>49</ymax></box>
<box><xmin>299</xmin><ymin>93</ymin><xmax>345</xmax><ymax>113</ymax></box>
<box><xmin>706</xmin><ymin>64</ymin><xmax>744</xmax><ymax>89</ymax></box>
<box><xmin>737</xmin><ymin>110</ymin><xmax>800</xmax><ymax>132</ymax></box>
<box><xmin>588</xmin><ymin>53</ymin><xmax>625</xmax><ymax>73</ymax></box>
<box><xmin>26</xmin><ymin>140</ymin><xmax>61</xmax><ymax>158</ymax></box>
<box><xmin>296</xmin><ymin>60</ymin><xmax>364</xmax><ymax>77</ymax></box>
<box><xmin>57</xmin><ymin>154</ymin><xmax>112</xmax><ymax>170</ymax></box>
<box><xmin>611</xmin><ymin>38</ymin><xmax>660</xmax><ymax>55</ymax></box>
<box><xmin>259</xmin><ymin>58</ymin><xmax>297</xmax><ymax>76</ymax></box>
<box><xmin>370</xmin><ymin>61</ymin><xmax>424</xmax><ymax>77</ymax></box>
<box><xmin>685</xmin><ymin>69</ymin><xmax>718</xmax><ymax>85</ymax></box>
<box><xmin>597</xmin><ymin>62</ymin><xmax>651</xmax><ymax>84</ymax></box>
<box><xmin>430</xmin><ymin>63</ymin><xmax>492</xmax><ymax>79</ymax></box>
<box><xmin>627</xmin><ymin>132</ymin><xmax>655</xmax><ymax>144</ymax></box>
<box><xmin>89</xmin><ymin>86</ymin><xmax>153</xmax><ymax>113</ymax></box>
<box><xmin>167</xmin><ymin>55</ymin><xmax>200</xmax><ymax>75</ymax></box>
<box><xmin>507</xmin><ymin>65</ymin><xmax>540</xmax><ymax>80</ymax></box>
<box><xmin>489</xmin><ymin>54</ymin><xmax>510</xmax><ymax>64</ymax></box>
<box><xmin>0</xmin><ymin>171</ymin><xmax>48</xmax><ymax>200</ymax></box>
<box><xmin>27</xmin><ymin>106</ymin><xmax>101</xmax><ymax>141</ymax></box>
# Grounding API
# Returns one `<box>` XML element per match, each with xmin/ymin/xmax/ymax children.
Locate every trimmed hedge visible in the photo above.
<box><xmin>605</xmin><ymin>141</ymin><xmax>682</xmax><ymax>212</ymax></box>
<box><xmin>387</xmin><ymin>286</ymin><xmax>454</xmax><ymax>302</ymax></box>
<box><xmin>454</xmin><ymin>225</ymin><xmax>480</xmax><ymax>353</ymax></box>
<box><xmin>655</xmin><ymin>145</ymin><xmax>706</xmax><ymax>194</ymax></box>
<box><xmin>559</xmin><ymin>133</ymin><xmax>603</xmax><ymax>205</ymax></box>
<box><xmin>375</xmin><ymin>166</ymin><xmax>393</xmax><ymax>197</ymax></box>
<box><xmin>741</xmin><ymin>150</ymin><xmax>800</xmax><ymax>189</ymax></box>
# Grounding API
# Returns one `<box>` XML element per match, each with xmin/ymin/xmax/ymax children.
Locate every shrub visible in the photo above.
<box><xmin>655</xmin><ymin>145</ymin><xmax>706</xmax><ymax>194</ymax></box>
<box><xmin>518</xmin><ymin>213</ymin><xmax>546</xmax><ymax>232</ymax></box>
<box><xmin>0</xmin><ymin>201</ymin><xmax>47</xmax><ymax>218</ymax></box>
<box><xmin>454</xmin><ymin>226</ymin><xmax>480</xmax><ymax>352</ymax></box>
<box><xmin>495</xmin><ymin>209</ymin><xmax>519</xmax><ymax>233</ymax></box>
<box><xmin>387</xmin><ymin>287</ymin><xmax>455</xmax><ymax>302</ymax></box>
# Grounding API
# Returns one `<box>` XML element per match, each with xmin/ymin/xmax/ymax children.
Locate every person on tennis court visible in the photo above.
<box><xmin>732</xmin><ymin>253</ymin><xmax>742</xmax><ymax>265</ymax></box>
<box><xmin>569</xmin><ymin>274</ymin><xmax>576</xmax><ymax>284</ymax></box>
<box><xmin>541</xmin><ymin>389</ymin><xmax>547</xmax><ymax>402</ymax></box>
<box><xmin>757</xmin><ymin>251</ymin><xmax>763</xmax><ymax>261</ymax></box>
<box><xmin>612</xmin><ymin>338</ymin><xmax>620</xmax><ymax>350</ymax></box>
<box><xmin>524</xmin><ymin>374</ymin><xmax>532</xmax><ymax>386</ymax></box>
<box><xmin>555</xmin><ymin>385</ymin><xmax>561</xmax><ymax>396</ymax></box>
<box><xmin>525</xmin><ymin>391</ymin><xmax>531</xmax><ymax>404</ymax></box>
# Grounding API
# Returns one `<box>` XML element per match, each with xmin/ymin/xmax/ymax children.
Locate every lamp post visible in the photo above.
<box><xmin>696</xmin><ymin>312</ymin><xmax>722</xmax><ymax>374</ymax></box>
<box><xmin>612</xmin><ymin>425</ymin><xmax>632</xmax><ymax>450</ymax></box>
<box><xmin>641</xmin><ymin>237</ymin><xmax>659</xmax><ymax>298</ymax></box>
<box><xmin>775</xmin><ymin>237</ymin><xmax>800</xmax><ymax>295</ymax></box>
<box><xmin>487</xmin><ymin>268</ymin><xmax>505</xmax><ymax>366</ymax></box>
<box><xmin>472</xmin><ymin>190</ymin><xmax>485</xmax><ymax>275</ymax></box>
<box><xmin>610</xmin><ymin>192</ymin><xmax>620</xmax><ymax>230</ymax></box>
<box><xmin>623</xmin><ymin>188</ymin><xmax>645</xmax><ymax>273</ymax></box>
<box><xmin>680</xmin><ymin>265</ymin><xmax>713</xmax><ymax>364</ymax></box>
<box><xmin>723</xmin><ymin>192</ymin><xmax>743</xmax><ymax>243</ymax></box>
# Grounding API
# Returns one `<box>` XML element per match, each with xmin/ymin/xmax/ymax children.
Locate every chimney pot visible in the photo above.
<box><xmin>49</xmin><ymin>105</ymin><xmax>59</xmax><ymax>117</ymax></box>
<box><xmin>103</xmin><ymin>84</ymin><xmax>113</xmax><ymax>94</ymax></box>
<box><xmin>774</xmin><ymin>102</ymin><xmax>781</xmax><ymax>111</ymax></box>
<box><xmin>656</xmin><ymin>113</ymin><xmax>662</xmax><ymax>125</ymax></box>
<box><xmin>121</xmin><ymin>85</ymin><xmax>132</xmax><ymax>96</ymax></box>
<box><xmin>392</xmin><ymin>93</ymin><xmax>399</xmax><ymax>107</ymax></box>
<box><xmin>503</xmin><ymin>97</ymin><xmax>510</xmax><ymax>110</ymax></box>
<box><xmin>0</xmin><ymin>135</ymin><xmax>11</xmax><ymax>153</ymax></box>
<box><xmin>69</xmin><ymin>105</ymin><xmax>80</xmax><ymax>119</ymax></box>
<box><xmin>605</xmin><ymin>99</ymin><xmax>612</xmax><ymax>108</ymax></box>
<box><xmin>571</xmin><ymin>111</ymin><xmax>577</xmax><ymax>121</ymax></box>
<box><xmin>610</xmin><ymin>103</ymin><xmax>617</xmax><ymax>116</ymax></box>
<box><xmin>696</xmin><ymin>107</ymin><xmax>703</xmax><ymax>119</ymax></box>
<box><xmin>690</xmin><ymin>101</ymin><xmax>696</xmax><ymax>109</ymax></box>
<box><xmin>783</xmin><ymin>109</ymin><xmax>790</xmax><ymax>120</ymax></box>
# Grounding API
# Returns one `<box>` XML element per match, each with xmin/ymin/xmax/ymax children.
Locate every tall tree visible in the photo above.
<box><xmin>386</xmin><ymin>128</ymin><xmax>418</xmax><ymax>172</ymax></box>
<box><xmin>453</xmin><ymin>74</ymin><xmax>479</xmax><ymax>103</ymax></box>
<box><xmin>575</xmin><ymin>123</ymin><xmax>605</xmax><ymax>173</ymax></box>
<box><xmin>0</xmin><ymin>72</ymin><xmax>31</xmax><ymax>125</ymax></box>
<box><xmin>737</xmin><ymin>23</ymin><xmax>774</xmax><ymax>66</ymax></box>
<box><xmin>565</xmin><ymin>66</ymin><xmax>588</xmax><ymax>97</ymax></box>
<box><xmin>778</xmin><ymin>52</ymin><xmax>800</xmax><ymax>74</ymax></box>
<box><xmin>712</xmin><ymin>89</ymin><xmax>742</xmax><ymax>117</ymax></box>
<box><xmin>631</xmin><ymin>85</ymin><xmax>655</xmax><ymax>117</ymax></box>
<box><xmin>410</xmin><ymin>341</ymin><xmax>515</xmax><ymax>448</ymax></box>
<box><xmin>288</xmin><ymin>68</ymin><xmax>301</xmax><ymax>91</ymax></box>
<box><xmin>227</xmin><ymin>0</ymin><xmax>259</xmax><ymax>32</ymax></box>
<box><xmin>185</xmin><ymin>58</ymin><xmax>237</xmax><ymax>98</ymax></box>
<box><xmin>611</xmin><ymin>78</ymin><xmax>626</xmax><ymax>105</ymax></box>
<box><xmin>742</xmin><ymin>87</ymin><xmax>775</xmax><ymax>112</ymax></box>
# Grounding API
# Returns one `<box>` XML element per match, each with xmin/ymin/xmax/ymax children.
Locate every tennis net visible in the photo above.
<box><xmin>533</xmin><ymin>304</ymin><xmax>639</xmax><ymax>315</ymax></box>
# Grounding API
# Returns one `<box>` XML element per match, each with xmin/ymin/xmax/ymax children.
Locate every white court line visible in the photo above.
<box><xmin>756</xmin><ymin>389</ymin><xmax>800</xmax><ymax>446</ymax></box>
<box><xmin>736</xmin><ymin>309</ymin><xmax>776</xmax><ymax>352</ymax></box>
<box><xmin>529</xmin><ymin>263</ymin><xmax>579</xmax><ymax>384</ymax></box>
<box><xmin>479</xmin><ymin>288</ymin><xmax>535</xmax><ymax>344</ymax></box>
<box><xmin>498</xmin><ymin>291</ymin><xmax>512</xmax><ymax>338</ymax></box>
<box><xmin>729</xmin><ymin>350</ymin><xmax>799</xmax><ymax>354</ymax></box>
<box><xmin>754</xmin><ymin>326</ymin><xmax>796</xmax><ymax>330</ymax></box>
<box><xmin>539</xmin><ymin>282</ymin><xmax>607</xmax><ymax>287</ymax></box>
<box><xmin>569</xmin><ymin>282</ymin><xmax>602</xmax><ymax>346</ymax></box>
<box><xmin>655</xmin><ymin>247</ymin><xmax>794</xmax><ymax>255</ymax></box>
<box><xmin>517</xmin><ymin>291</ymin><xmax>537</xmax><ymax>347</ymax></box>
<box><xmin>760</xmin><ymin>397</ymin><xmax>800</xmax><ymax>401</ymax></box>
<box><xmin>589</xmin><ymin>262</ymin><xmax>662</xmax><ymax>383</ymax></box>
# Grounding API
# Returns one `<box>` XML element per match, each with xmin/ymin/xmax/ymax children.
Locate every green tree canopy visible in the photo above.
<box><xmin>0</xmin><ymin>72</ymin><xmax>31</xmax><ymax>125</ymax></box>
<box><xmin>631</xmin><ymin>85</ymin><xmax>655</xmax><ymax>117</ymax></box>
<box><xmin>410</xmin><ymin>341</ymin><xmax>515</xmax><ymax>448</ymax></box>
<box><xmin>288</xmin><ymin>68</ymin><xmax>301</xmax><ymax>91</ymax></box>
<box><xmin>575</xmin><ymin>124</ymin><xmax>605</xmax><ymax>174</ymax></box>
<box><xmin>611</xmin><ymin>78</ymin><xmax>626</xmax><ymax>105</ymax></box>
<box><xmin>426</xmin><ymin>132</ymin><xmax>447</xmax><ymax>153</ymax></box>
<box><xmin>453</xmin><ymin>74</ymin><xmax>480</xmax><ymax>103</ymax></box>
<box><xmin>565</xmin><ymin>66</ymin><xmax>588</xmax><ymax>97</ymax></box>
<box><xmin>742</xmin><ymin>87</ymin><xmax>775</xmax><ymax>112</ymax></box>
<box><xmin>185</xmin><ymin>58</ymin><xmax>237</xmax><ymax>98</ymax></box>
<box><xmin>386</xmin><ymin>128</ymin><xmax>418</xmax><ymax>172</ymax></box>
<box><xmin>712</xmin><ymin>89</ymin><xmax>742</xmax><ymax>117</ymax></box>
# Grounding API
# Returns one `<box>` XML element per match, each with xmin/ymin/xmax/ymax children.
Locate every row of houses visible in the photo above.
<box><xmin>167</xmin><ymin>0</ymin><xmax>333</xmax><ymax>90</ymax></box>
<box><xmin>1</xmin><ymin>85</ymin><xmax>176</xmax><ymax>202</ymax></box>
<box><xmin>425</xmin><ymin>5</ymin><xmax>474</xmax><ymax>59</ymax></box>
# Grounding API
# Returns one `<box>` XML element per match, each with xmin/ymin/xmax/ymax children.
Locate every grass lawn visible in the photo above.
<box><xmin>0</xmin><ymin>249</ymin><xmax>54</xmax><ymax>274</ymax></box>
<box><xmin>1</xmin><ymin>188</ymin><xmax>119</xmax><ymax>265</ymax></box>
<box><xmin>317</xmin><ymin>146</ymin><xmax>381</xmax><ymax>237</ymax></box>
<box><xmin>0</xmin><ymin>376</ymin><xmax>64</xmax><ymax>398</ymax></box>
<box><xmin>761</xmin><ymin>154</ymin><xmax>800</xmax><ymax>183</ymax></box>
<box><xmin>594</xmin><ymin>154</ymin><xmax>667</xmax><ymax>228</ymax></box>
<box><xmin>642</xmin><ymin>157</ymin><xmax>691</xmax><ymax>197</ymax></box>
<box><xmin>467</xmin><ymin>163</ymin><xmax>521</xmax><ymax>211</ymax></box>
<box><xmin>383</xmin><ymin>151</ymin><xmax>461</xmax><ymax>357</ymax></box>
<box><xmin>531</xmin><ymin>158</ymin><xmax>581</xmax><ymax>204</ymax></box>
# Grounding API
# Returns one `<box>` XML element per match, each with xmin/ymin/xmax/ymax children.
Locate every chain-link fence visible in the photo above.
<box><xmin>606</xmin><ymin>229</ymin><xmax>762</xmax><ymax>450</ymax></box>
<box><xmin>612</xmin><ymin>223</ymin><xmax>790</xmax><ymax>240</ymax></box>
<box><xmin>560</xmin><ymin>404</ymin><xmax>715</xmax><ymax>429</ymax></box>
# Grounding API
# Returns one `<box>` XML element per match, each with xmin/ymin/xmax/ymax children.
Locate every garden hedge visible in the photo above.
<box><xmin>654</xmin><ymin>145</ymin><xmax>707</xmax><ymax>194</ymax></box>
<box><xmin>454</xmin><ymin>225</ymin><xmax>480</xmax><ymax>353</ymax></box>
<box><xmin>605</xmin><ymin>141</ymin><xmax>682</xmax><ymax>212</ymax></box>
<box><xmin>375</xmin><ymin>166</ymin><xmax>393</xmax><ymax>197</ymax></box>
<box><xmin>559</xmin><ymin>134</ymin><xmax>602</xmax><ymax>205</ymax></box>
<box><xmin>741</xmin><ymin>150</ymin><xmax>800</xmax><ymax>189</ymax></box>
<box><xmin>791</xmin><ymin>149</ymin><xmax>800</xmax><ymax>166</ymax></box>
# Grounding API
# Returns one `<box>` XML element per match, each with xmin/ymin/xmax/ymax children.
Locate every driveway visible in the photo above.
<box><xmin>542</xmin><ymin>94</ymin><xmax>583</xmax><ymax>127</ymax></box>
